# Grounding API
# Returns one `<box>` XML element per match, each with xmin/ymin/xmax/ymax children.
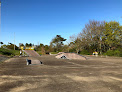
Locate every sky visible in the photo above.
<box><xmin>1</xmin><ymin>0</ymin><xmax>122</xmax><ymax>46</ymax></box>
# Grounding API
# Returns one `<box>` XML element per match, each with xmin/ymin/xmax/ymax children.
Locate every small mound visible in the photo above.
<box><xmin>55</xmin><ymin>52</ymin><xmax>86</xmax><ymax>60</ymax></box>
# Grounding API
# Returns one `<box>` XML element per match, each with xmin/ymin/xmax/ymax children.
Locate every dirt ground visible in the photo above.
<box><xmin>0</xmin><ymin>55</ymin><xmax>122</xmax><ymax>92</ymax></box>
<box><xmin>0</xmin><ymin>55</ymin><xmax>10</xmax><ymax>63</ymax></box>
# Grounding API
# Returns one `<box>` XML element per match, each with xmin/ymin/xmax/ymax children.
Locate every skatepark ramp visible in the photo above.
<box><xmin>24</xmin><ymin>50</ymin><xmax>40</xmax><ymax>57</ymax></box>
<box><xmin>56</xmin><ymin>52</ymin><xmax>86</xmax><ymax>60</ymax></box>
<box><xmin>23</xmin><ymin>50</ymin><xmax>41</xmax><ymax>65</ymax></box>
<box><xmin>26</xmin><ymin>58</ymin><xmax>42</xmax><ymax>65</ymax></box>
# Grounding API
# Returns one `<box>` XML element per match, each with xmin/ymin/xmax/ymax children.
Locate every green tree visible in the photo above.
<box><xmin>62</xmin><ymin>45</ymin><xmax>69</xmax><ymax>52</ymax></box>
<box><xmin>40</xmin><ymin>43</ymin><xmax>44</xmax><ymax>47</ymax></box>
<box><xmin>20</xmin><ymin>44</ymin><xmax>24</xmax><ymax>46</ymax></box>
<box><xmin>28</xmin><ymin>43</ymin><xmax>32</xmax><ymax>46</ymax></box>
<box><xmin>7</xmin><ymin>44</ymin><xmax>19</xmax><ymax>50</ymax></box>
<box><xmin>25</xmin><ymin>43</ymin><xmax>29</xmax><ymax>46</ymax></box>
<box><xmin>44</xmin><ymin>45</ymin><xmax>49</xmax><ymax>52</ymax></box>
<box><xmin>0</xmin><ymin>42</ymin><xmax>4</xmax><ymax>47</ymax></box>
<box><xmin>1</xmin><ymin>45</ymin><xmax>7</xmax><ymax>48</ymax></box>
<box><xmin>103</xmin><ymin>21</ymin><xmax>122</xmax><ymax>50</ymax></box>
<box><xmin>25</xmin><ymin>43</ymin><xmax>33</xmax><ymax>47</ymax></box>
<box><xmin>50</xmin><ymin>35</ymin><xmax>66</xmax><ymax>52</ymax></box>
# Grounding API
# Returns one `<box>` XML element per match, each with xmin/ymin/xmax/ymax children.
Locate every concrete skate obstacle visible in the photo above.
<box><xmin>23</xmin><ymin>50</ymin><xmax>42</xmax><ymax>65</ymax></box>
<box><xmin>55</xmin><ymin>52</ymin><xmax>86</xmax><ymax>60</ymax></box>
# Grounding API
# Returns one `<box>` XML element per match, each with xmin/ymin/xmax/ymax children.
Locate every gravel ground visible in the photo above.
<box><xmin>0</xmin><ymin>55</ymin><xmax>122</xmax><ymax>92</ymax></box>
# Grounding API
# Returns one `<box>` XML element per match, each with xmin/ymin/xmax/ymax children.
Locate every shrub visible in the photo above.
<box><xmin>80</xmin><ymin>50</ymin><xmax>91</xmax><ymax>55</ymax></box>
<box><xmin>0</xmin><ymin>48</ymin><xmax>19</xmax><ymax>56</ymax></box>
<box><xmin>114</xmin><ymin>50</ymin><xmax>121</xmax><ymax>56</ymax></box>
<box><xmin>0</xmin><ymin>48</ymin><xmax>13</xmax><ymax>55</ymax></box>
<box><xmin>104</xmin><ymin>49</ymin><xmax>121</xmax><ymax>57</ymax></box>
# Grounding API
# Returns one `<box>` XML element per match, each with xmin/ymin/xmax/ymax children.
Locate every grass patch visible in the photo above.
<box><xmin>50</xmin><ymin>52</ymin><xmax>58</xmax><ymax>54</ymax></box>
<box><xmin>0</xmin><ymin>48</ymin><xmax>19</xmax><ymax>56</ymax></box>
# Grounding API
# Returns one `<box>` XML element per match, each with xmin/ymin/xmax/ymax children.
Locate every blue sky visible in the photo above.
<box><xmin>1</xmin><ymin>0</ymin><xmax>122</xmax><ymax>46</ymax></box>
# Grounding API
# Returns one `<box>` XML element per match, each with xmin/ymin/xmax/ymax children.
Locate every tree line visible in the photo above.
<box><xmin>49</xmin><ymin>20</ymin><xmax>122</xmax><ymax>56</ymax></box>
<box><xmin>0</xmin><ymin>20</ymin><xmax>121</xmax><ymax>56</ymax></box>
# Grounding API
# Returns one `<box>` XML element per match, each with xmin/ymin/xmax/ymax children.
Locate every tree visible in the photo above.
<box><xmin>19</xmin><ymin>43</ymin><xmax>24</xmax><ymax>48</ymax></box>
<box><xmin>0</xmin><ymin>42</ymin><xmax>3</xmax><ymax>44</ymax></box>
<box><xmin>1</xmin><ymin>45</ymin><xmax>7</xmax><ymax>48</ymax></box>
<box><xmin>28</xmin><ymin>43</ymin><xmax>32</xmax><ymax>46</ymax></box>
<box><xmin>40</xmin><ymin>43</ymin><xmax>44</xmax><ymax>47</ymax></box>
<box><xmin>70</xmin><ymin>35</ymin><xmax>82</xmax><ymax>54</ymax></box>
<box><xmin>50</xmin><ymin>35</ymin><xmax>66</xmax><ymax>52</ymax></box>
<box><xmin>7</xmin><ymin>44</ymin><xmax>19</xmax><ymax>50</ymax></box>
<box><xmin>0</xmin><ymin>42</ymin><xmax>3</xmax><ymax>47</ymax></box>
<box><xmin>68</xmin><ymin>20</ymin><xmax>121</xmax><ymax>56</ymax></box>
<box><xmin>25</xmin><ymin>43</ymin><xmax>29</xmax><ymax>46</ymax></box>
<box><xmin>79</xmin><ymin>20</ymin><xmax>106</xmax><ymax>54</ymax></box>
<box><xmin>44</xmin><ymin>45</ymin><xmax>49</xmax><ymax>52</ymax></box>
<box><xmin>103</xmin><ymin>21</ymin><xmax>122</xmax><ymax>50</ymax></box>
<box><xmin>26</xmin><ymin>43</ymin><xmax>32</xmax><ymax>46</ymax></box>
<box><xmin>62</xmin><ymin>45</ymin><xmax>69</xmax><ymax>52</ymax></box>
<box><xmin>41</xmin><ymin>47</ymin><xmax>45</xmax><ymax>55</ymax></box>
<box><xmin>34</xmin><ymin>43</ymin><xmax>43</xmax><ymax>51</ymax></box>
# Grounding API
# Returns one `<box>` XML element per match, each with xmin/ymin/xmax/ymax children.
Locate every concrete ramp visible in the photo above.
<box><xmin>26</xmin><ymin>58</ymin><xmax>42</xmax><ymax>65</ymax></box>
<box><xmin>56</xmin><ymin>52</ymin><xmax>86</xmax><ymax>60</ymax></box>
<box><xmin>23</xmin><ymin>50</ymin><xmax>41</xmax><ymax>65</ymax></box>
<box><xmin>24</xmin><ymin>50</ymin><xmax>40</xmax><ymax>57</ymax></box>
<box><xmin>31</xmin><ymin>59</ymin><xmax>41</xmax><ymax>64</ymax></box>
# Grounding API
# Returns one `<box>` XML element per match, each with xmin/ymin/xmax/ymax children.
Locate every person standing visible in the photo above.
<box><xmin>20</xmin><ymin>50</ymin><xmax>22</xmax><ymax>56</ymax></box>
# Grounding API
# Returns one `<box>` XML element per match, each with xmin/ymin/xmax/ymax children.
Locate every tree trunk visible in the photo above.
<box><xmin>99</xmin><ymin>42</ymin><xmax>102</xmax><ymax>55</ymax></box>
<box><xmin>76</xmin><ymin>49</ymin><xmax>79</xmax><ymax>54</ymax></box>
<box><xmin>68</xmin><ymin>48</ymin><xmax>69</xmax><ymax>52</ymax></box>
<box><xmin>109</xmin><ymin>44</ymin><xmax>111</xmax><ymax>50</ymax></box>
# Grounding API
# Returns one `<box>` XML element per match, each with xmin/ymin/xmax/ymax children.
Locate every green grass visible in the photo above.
<box><xmin>0</xmin><ymin>48</ymin><xmax>19</xmax><ymax>56</ymax></box>
<box><xmin>50</xmin><ymin>52</ymin><xmax>58</xmax><ymax>54</ymax></box>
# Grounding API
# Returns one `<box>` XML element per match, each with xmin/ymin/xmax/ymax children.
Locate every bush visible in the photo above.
<box><xmin>0</xmin><ymin>48</ymin><xmax>19</xmax><ymax>56</ymax></box>
<box><xmin>104</xmin><ymin>49</ymin><xmax>121</xmax><ymax>57</ymax></box>
<box><xmin>114</xmin><ymin>50</ymin><xmax>121</xmax><ymax>56</ymax></box>
<box><xmin>11</xmin><ymin>50</ymin><xmax>20</xmax><ymax>55</ymax></box>
<box><xmin>79</xmin><ymin>50</ymin><xmax>91</xmax><ymax>55</ymax></box>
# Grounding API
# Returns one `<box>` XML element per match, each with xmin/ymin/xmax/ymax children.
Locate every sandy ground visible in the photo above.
<box><xmin>0</xmin><ymin>55</ymin><xmax>122</xmax><ymax>92</ymax></box>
